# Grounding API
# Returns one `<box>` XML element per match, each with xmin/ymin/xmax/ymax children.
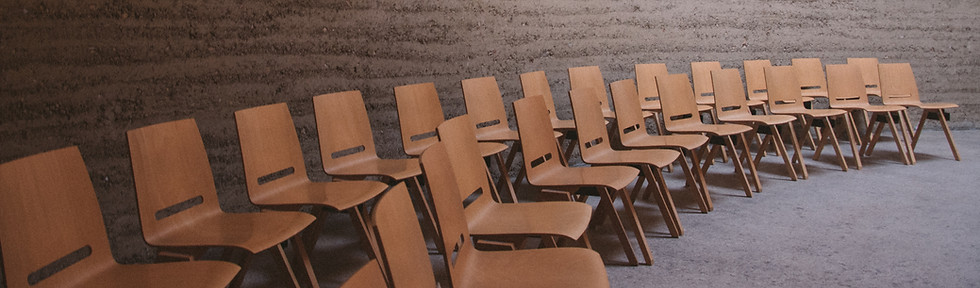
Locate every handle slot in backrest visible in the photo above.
<box><xmin>670</xmin><ymin>113</ymin><xmax>693</xmax><ymax>121</ymax></box>
<box><xmin>410</xmin><ymin>131</ymin><xmax>437</xmax><ymax>142</ymax></box>
<box><xmin>623</xmin><ymin>123</ymin><xmax>640</xmax><ymax>134</ymax></box>
<box><xmin>775</xmin><ymin>100</ymin><xmax>797</xmax><ymax>105</ymax></box>
<box><xmin>752</xmin><ymin>89</ymin><xmax>768</xmax><ymax>94</ymax></box>
<box><xmin>530</xmin><ymin>153</ymin><xmax>553</xmax><ymax>168</ymax></box>
<box><xmin>331</xmin><ymin>145</ymin><xmax>365</xmax><ymax>159</ymax></box>
<box><xmin>584</xmin><ymin>137</ymin><xmax>603</xmax><ymax>149</ymax></box>
<box><xmin>801</xmin><ymin>86</ymin><xmax>822</xmax><ymax>90</ymax></box>
<box><xmin>155</xmin><ymin>195</ymin><xmax>204</xmax><ymax>220</ymax></box>
<box><xmin>644</xmin><ymin>97</ymin><xmax>659</xmax><ymax>101</ymax></box>
<box><xmin>721</xmin><ymin>105</ymin><xmax>741</xmax><ymax>112</ymax></box>
<box><xmin>475</xmin><ymin>119</ymin><xmax>501</xmax><ymax>129</ymax></box>
<box><xmin>700</xmin><ymin>92</ymin><xmax>714</xmax><ymax>97</ymax></box>
<box><xmin>258</xmin><ymin>167</ymin><xmax>295</xmax><ymax>185</ymax></box>
<box><xmin>28</xmin><ymin>245</ymin><xmax>92</xmax><ymax>286</ymax></box>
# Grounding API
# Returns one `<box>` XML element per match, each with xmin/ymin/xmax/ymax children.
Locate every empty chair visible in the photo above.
<box><xmin>847</xmin><ymin>58</ymin><xmax>882</xmax><ymax>97</ymax></box>
<box><xmin>0</xmin><ymin>147</ymin><xmax>240</xmax><ymax>288</ymax></box>
<box><xmin>711</xmin><ymin>69</ymin><xmax>806</xmax><ymax>180</ymax></box>
<box><xmin>657</xmin><ymin>73</ymin><xmax>760</xmax><ymax>196</ymax></box>
<box><xmin>128</xmin><ymin>119</ymin><xmax>318</xmax><ymax>288</ymax></box>
<box><xmin>743</xmin><ymin>60</ymin><xmax>773</xmax><ymax>105</ymax></box>
<box><xmin>635</xmin><ymin>63</ymin><xmax>713</xmax><ymax>132</ymax></box>
<box><xmin>570</xmin><ymin>65</ymin><xmax>655</xmax><ymax>120</ymax></box>
<box><xmin>792</xmin><ymin>58</ymin><xmax>830</xmax><ymax>99</ymax></box>
<box><xmin>878</xmin><ymin>62</ymin><xmax>961</xmax><ymax>160</ymax></box>
<box><xmin>609</xmin><ymin>79</ymin><xmax>713</xmax><ymax>213</ymax></box>
<box><xmin>520</xmin><ymin>70</ymin><xmax>581</xmax><ymax>160</ymax></box>
<box><xmin>690</xmin><ymin>61</ymin><xmax>723</xmax><ymax>106</ymax></box>
<box><xmin>394</xmin><ymin>82</ymin><xmax>517</xmax><ymax>202</ymax></box>
<box><xmin>765</xmin><ymin>65</ymin><xmax>862</xmax><ymax>171</ymax></box>
<box><xmin>569</xmin><ymin>86</ymin><xmax>685</xmax><ymax>238</ymax></box>
<box><xmin>826</xmin><ymin>64</ymin><xmax>916</xmax><ymax>165</ymax></box>
<box><xmin>514</xmin><ymin>96</ymin><xmax>651</xmax><ymax>266</ymax></box>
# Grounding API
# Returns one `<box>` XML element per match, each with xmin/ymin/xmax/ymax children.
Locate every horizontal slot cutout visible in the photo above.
<box><xmin>752</xmin><ymin>89</ymin><xmax>768</xmax><ymax>94</ymax></box>
<box><xmin>331</xmin><ymin>145</ymin><xmax>365</xmax><ymax>159</ymax></box>
<box><xmin>584</xmin><ymin>137</ymin><xmax>603</xmax><ymax>149</ymax></box>
<box><xmin>258</xmin><ymin>167</ymin><xmax>295</xmax><ymax>185</ymax></box>
<box><xmin>155</xmin><ymin>195</ymin><xmax>204</xmax><ymax>220</ymax></box>
<box><xmin>801</xmin><ymin>86</ymin><xmax>822</xmax><ymax>90</ymax></box>
<box><xmin>721</xmin><ymin>105</ymin><xmax>741</xmax><ymax>112</ymax></box>
<box><xmin>410</xmin><ymin>131</ymin><xmax>437</xmax><ymax>142</ymax></box>
<box><xmin>670</xmin><ymin>113</ymin><xmax>693</xmax><ymax>121</ymax></box>
<box><xmin>476</xmin><ymin>119</ymin><xmax>501</xmax><ymax>129</ymax></box>
<box><xmin>623</xmin><ymin>123</ymin><xmax>640</xmax><ymax>134</ymax></box>
<box><xmin>700</xmin><ymin>92</ymin><xmax>714</xmax><ymax>97</ymax></box>
<box><xmin>28</xmin><ymin>245</ymin><xmax>92</xmax><ymax>286</ymax></box>
<box><xmin>530</xmin><ymin>153</ymin><xmax>553</xmax><ymax>168</ymax></box>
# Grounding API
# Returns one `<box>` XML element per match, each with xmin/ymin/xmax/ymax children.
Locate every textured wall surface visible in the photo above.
<box><xmin>1</xmin><ymin>0</ymin><xmax>977</xmax><ymax>265</ymax></box>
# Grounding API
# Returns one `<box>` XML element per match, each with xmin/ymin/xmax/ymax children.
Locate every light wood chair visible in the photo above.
<box><xmin>847</xmin><ymin>58</ymin><xmax>882</xmax><ymax>97</ymax></box>
<box><xmin>878</xmin><ymin>62</ymin><xmax>961</xmax><ymax>160</ymax></box>
<box><xmin>569</xmin><ymin>65</ymin><xmax>655</xmax><ymax>120</ymax></box>
<box><xmin>394</xmin><ymin>82</ymin><xmax>517</xmax><ymax>203</ymax></box>
<box><xmin>690</xmin><ymin>61</ymin><xmax>723</xmax><ymax>106</ymax></box>
<box><xmin>792</xmin><ymin>58</ymin><xmax>830</xmax><ymax>99</ymax></box>
<box><xmin>367</xmin><ymin>184</ymin><xmax>439</xmax><ymax>287</ymax></box>
<box><xmin>744</xmin><ymin>60</ymin><xmax>773</xmax><ymax>105</ymax></box>
<box><xmin>0</xmin><ymin>147</ymin><xmax>241</xmax><ymax>288</ymax></box>
<box><xmin>609</xmin><ymin>79</ymin><xmax>713</xmax><ymax>213</ymax></box>
<box><xmin>635</xmin><ymin>63</ymin><xmax>713</xmax><ymax>133</ymax></box>
<box><xmin>513</xmin><ymin>96</ymin><xmax>651</xmax><ymax>266</ymax></box>
<box><xmin>128</xmin><ymin>119</ymin><xmax>318</xmax><ymax>288</ymax></box>
<box><xmin>337</xmin><ymin>259</ymin><xmax>388</xmax><ymax>288</ymax></box>
<box><xmin>657</xmin><ymin>73</ymin><xmax>760</xmax><ymax>196</ymax></box>
<box><xmin>569</xmin><ymin>86</ymin><xmax>685</xmax><ymax>237</ymax></box>
<box><xmin>764</xmin><ymin>65</ymin><xmax>862</xmax><ymax>171</ymax></box>
<box><xmin>711</xmin><ymin>69</ymin><xmax>806</xmax><ymax>180</ymax></box>
<box><xmin>520</xmin><ymin>71</ymin><xmax>581</xmax><ymax>160</ymax></box>
<box><xmin>826</xmin><ymin>64</ymin><xmax>916</xmax><ymax>165</ymax></box>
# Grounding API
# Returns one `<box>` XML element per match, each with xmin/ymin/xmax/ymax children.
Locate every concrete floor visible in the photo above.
<box><xmin>241</xmin><ymin>129</ymin><xmax>979</xmax><ymax>287</ymax></box>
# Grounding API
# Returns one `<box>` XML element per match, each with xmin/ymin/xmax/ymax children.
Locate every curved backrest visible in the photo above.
<box><xmin>519</xmin><ymin>71</ymin><xmax>561</xmax><ymax>121</ymax></box>
<box><xmin>461</xmin><ymin>76</ymin><xmax>512</xmax><ymax>132</ymax></box>
<box><xmin>312</xmin><ymin>90</ymin><xmax>380</xmax><ymax>172</ymax></box>
<box><xmin>0</xmin><ymin>147</ymin><xmax>116</xmax><ymax>288</ymax></box>
<box><xmin>878</xmin><ymin>63</ymin><xmax>921</xmax><ymax>105</ymax></box>
<box><xmin>711</xmin><ymin>69</ymin><xmax>752</xmax><ymax>119</ymax></box>
<box><xmin>791</xmin><ymin>58</ymin><xmax>828</xmax><ymax>96</ymax></box>
<box><xmin>691</xmin><ymin>61</ymin><xmax>723</xmax><ymax>99</ymax></box>
<box><xmin>128</xmin><ymin>119</ymin><xmax>224</xmax><ymax>244</ymax></box>
<box><xmin>235</xmin><ymin>103</ymin><xmax>311</xmax><ymax>205</ymax></box>
<box><xmin>847</xmin><ymin>58</ymin><xmax>881</xmax><ymax>91</ymax></box>
<box><xmin>764</xmin><ymin>66</ymin><xmax>807</xmax><ymax>110</ymax></box>
<box><xmin>569</xmin><ymin>87</ymin><xmax>613</xmax><ymax>162</ymax></box>
<box><xmin>635</xmin><ymin>63</ymin><xmax>669</xmax><ymax>103</ymax></box>
<box><xmin>371</xmin><ymin>183</ymin><xmax>439</xmax><ymax>287</ymax></box>
<box><xmin>743</xmin><ymin>59</ymin><xmax>772</xmax><ymax>101</ymax></box>
<box><xmin>436</xmin><ymin>115</ymin><xmax>496</xmax><ymax>214</ymax></box>
<box><xmin>513</xmin><ymin>96</ymin><xmax>564</xmax><ymax>178</ymax></box>
<box><xmin>609</xmin><ymin>79</ymin><xmax>651</xmax><ymax>141</ymax></box>
<box><xmin>394</xmin><ymin>82</ymin><xmax>445</xmax><ymax>156</ymax></box>
<box><xmin>657</xmin><ymin>74</ymin><xmax>703</xmax><ymax>130</ymax></box>
<box><xmin>418</xmin><ymin>143</ymin><xmax>472</xmax><ymax>287</ymax></box>
<box><xmin>568</xmin><ymin>66</ymin><xmax>612</xmax><ymax>112</ymax></box>
<box><xmin>826</xmin><ymin>64</ymin><xmax>870</xmax><ymax>107</ymax></box>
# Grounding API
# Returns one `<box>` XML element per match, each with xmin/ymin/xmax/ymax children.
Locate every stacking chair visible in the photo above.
<box><xmin>743</xmin><ymin>60</ymin><xmax>773</xmax><ymax>105</ymax></box>
<box><xmin>394</xmin><ymin>82</ymin><xmax>517</xmax><ymax>202</ymax></box>
<box><xmin>711</xmin><ymin>69</ymin><xmax>806</xmax><ymax>180</ymax></box>
<box><xmin>657</xmin><ymin>73</ymin><xmax>760</xmax><ymax>196</ymax></box>
<box><xmin>568</xmin><ymin>87</ymin><xmax>685</xmax><ymax>237</ymax></box>
<box><xmin>847</xmin><ymin>58</ymin><xmax>882</xmax><ymax>97</ymax></box>
<box><xmin>514</xmin><ymin>96</ymin><xmax>651</xmax><ymax>266</ymax></box>
<box><xmin>792</xmin><ymin>58</ymin><xmax>830</xmax><ymax>99</ymax></box>
<box><xmin>520</xmin><ymin>71</ymin><xmax>580</xmax><ymax>159</ymax></box>
<box><xmin>826</xmin><ymin>64</ymin><xmax>916</xmax><ymax>165</ymax></box>
<box><xmin>609</xmin><ymin>79</ymin><xmax>713</xmax><ymax>213</ymax></box>
<box><xmin>635</xmin><ymin>63</ymin><xmax>713</xmax><ymax>133</ymax></box>
<box><xmin>128</xmin><ymin>119</ymin><xmax>318</xmax><ymax>288</ymax></box>
<box><xmin>764</xmin><ymin>65</ymin><xmax>862</xmax><ymax>171</ymax></box>
<box><xmin>0</xmin><ymin>147</ymin><xmax>240</xmax><ymax>288</ymax></box>
<box><xmin>690</xmin><ymin>61</ymin><xmax>722</xmax><ymax>106</ymax></box>
<box><xmin>878</xmin><ymin>62</ymin><xmax>961</xmax><ymax>160</ymax></box>
<box><xmin>569</xmin><ymin>65</ymin><xmax>655</xmax><ymax>119</ymax></box>
<box><xmin>374</xmin><ymin>182</ymin><xmax>609</xmax><ymax>287</ymax></box>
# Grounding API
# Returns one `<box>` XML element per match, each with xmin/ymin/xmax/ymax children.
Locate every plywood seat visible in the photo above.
<box><xmin>452</xmin><ymin>246</ymin><xmax>609</xmax><ymax>288</ymax></box>
<box><xmin>338</xmin><ymin>259</ymin><xmax>387</xmax><ymax>288</ymax></box>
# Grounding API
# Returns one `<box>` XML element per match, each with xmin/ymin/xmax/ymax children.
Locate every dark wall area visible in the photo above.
<box><xmin>1</xmin><ymin>0</ymin><xmax>977</xmax><ymax>264</ymax></box>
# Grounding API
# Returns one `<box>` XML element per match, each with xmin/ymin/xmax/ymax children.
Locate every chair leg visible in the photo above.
<box><xmin>842</xmin><ymin>113</ymin><xmax>862</xmax><ymax>170</ymax></box>
<box><xmin>274</xmin><ymin>240</ymin><xmax>304</xmax><ymax>288</ymax></box>
<box><xmin>884</xmin><ymin>112</ymin><xmax>912</xmax><ymax>165</ymax></box>
<box><xmin>596</xmin><ymin>188</ymin><xmax>639</xmax><ymax>266</ymax></box>
<box><xmin>642</xmin><ymin>165</ymin><xmax>680</xmax><ymax>238</ymax></box>
<box><xmin>492</xmin><ymin>153</ymin><xmax>519</xmax><ymax>202</ymax></box>
<box><xmin>654</xmin><ymin>167</ymin><xmax>683</xmax><ymax>236</ymax></box>
<box><xmin>813</xmin><ymin>123</ymin><xmax>829</xmax><ymax>161</ymax></box>
<box><xmin>725</xmin><ymin>135</ymin><xmax>754</xmax><ymax>197</ymax></box>
<box><xmin>736</xmin><ymin>133</ymin><xmax>762</xmax><ymax>193</ymax></box>
<box><xmin>631</xmin><ymin>175</ymin><xmax>646</xmax><ymax>202</ymax></box>
<box><xmin>348</xmin><ymin>205</ymin><xmax>380</xmax><ymax>261</ymax></box>
<box><xmin>935</xmin><ymin>109</ymin><xmax>962</xmax><ymax>161</ymax></box>
<box><xmin>752</xmin><ymin>134</ymin><xmax>772</xmax><ymax>167</ymax></box>
<box><xmin>407</xmin><ymin>177</ymin><xmax>441</xmax><ymax>251</ymax></box>
<box><xmin>798</xmin><ymin>115</ymin><xmax>817</xmax><ymax>150</ymax></box>
<box><xmin>679</xmin><ymin>152</ymin><xmax>711</xmax><ymax>213</ymax></box>
<box><xmin>771</xmin><ymin>125</ymin><xmax>798</xmax><ymax>181</ymax></box>
<box><xmin>613</xmin><ymin>187</ymin><xmax>653</xmax><ymax>265</ymax></box>
<box><xmin>863</xmin><ymin>119</ymin><xmax>885</xmax><ymax>156</ymax></box>
<box><xmin>899</xmin><ymin>111</ymin><xmax>917</xmax><ymax>164</ymax></box>
<box><xmin>785</xmin><ymin>123</ymin><xmax>808</xmax><ymax>179</ymax></box>
<box><xmin>290</xmin><ymin>235</ymin><xmax>320</xmax><ymax>288</ymax></box>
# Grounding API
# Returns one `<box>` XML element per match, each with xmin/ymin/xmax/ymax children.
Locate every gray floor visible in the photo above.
<box><xmin>243</xmin><ymin>129</ymin><xmax>979</xmax><ymax>287</ymax></box>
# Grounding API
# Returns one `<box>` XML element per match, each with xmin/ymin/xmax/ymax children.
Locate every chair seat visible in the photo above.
<box><xmin>718</xmin><ymin>114</ymin><xmax>796</xmax><ymax>126</ymax></box>
<box><xmin>468</xmin><ymin>201</ymin><xmax>593</xmax><ymax>240</ymax></box>
<box><xmin>252</xmin><ymin>180</ymin><xmax>388</xmax><ymax>211</ymax></box>
<box><xmin>889</xmin><ymin>101</ymin><xmax>958</xmax><ymax>110</ymax></box>
<box><xmin>326</xmin><ymin>157</ymin><xmax>422</xmax><ymax>181</ymax></box>
<box><xmin>621</xmin><ymin>133</ymin><xmax>708</xmax><ymax>151</ymax></box>
<box><xmin>64</xmin><ymin>261</ymin><xmax>241</xmax><ymax>288</ymax></box>
<box><xmin>340</xmin><ymin>259</ymin><xmax>387</xmax><ymax>288</ymax></box>
<box><xmin>584</xmin><ymin>149</ymin><xmax>680</xmax><ymax>169</ymax></box>
<box><xmin>552</xmin><ymin>119</ymin><xmax>577</xmax><ymax>131</ymax></box>
<box><xmin>529</xmin><ymin>165</ymin><xmax>638</xmax><ymax>191</ymax></box>
<box><xmin>747</xmin><ymin>99</ymin><xmax>767</xmax><ymax>107</ymax></box>
<box><xmin>669</xmin><ymin>122</ymin><xmax>752</xmax><ymax>137</ymax></box>
<box><xmin>455</xmin><ymin>247</ymin><xmax>609</xmax><ymax>288</ymax></box>
<box><xmin>770</xmin><ymin>106</ymin><xmax>847</xmax><ymax>118</ymax></box>
<box><xmin>148</xmin><ymin>210</ymin><xmax>314</xmax><ymax>253</ymax></box>
<box><xmin>832</xmin><ymin>103</ymin><xmax>906</xmax><ymax>113</ymax></box>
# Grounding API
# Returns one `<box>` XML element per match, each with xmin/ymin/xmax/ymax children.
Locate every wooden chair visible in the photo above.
<box><xmin>792</xmin><ymin>58</ymin><xmax>830</xmax><ymax>99</ymax></box>
<box><xmin>711</xmin><ymin>69</ymin><xmax>806</xmax><ymax>180</ymax></box>
<box><xmin>826</xmin><ymin>64</ymin><xmax>916</xmax><ymax>165</ymax></box>
<box><xmin>847</xmin><ymin>58</ymin><xmax>882</xmax><ymax>97</ymax></box>
<box><xmin>394</xmin><ymin>82</ymin><xmax>517</xmax><ymax>202</ymax></box>
<box><xmin>337</xmin><ymin>259</ymin><xmax>388</xmax><ymax>288</ymax></box>
<box><xmin>744</xmin><ymin>60</ymin><xmax>773</xmax><ymax>105</ymax></box>
<box><xmin>690</xmin><ymin>61</ymin><xmax>723</xmax><ymax>106</ymax></box>
<box><xmin>764</xmin><ymin>65</ymin><xmax>863</xmax><ymax>171</ymax></box>
<box><xmin>635</xmin><ymin>63</ymin><xmax>713</xmax><ymax>133</ymax></box>
<box><xmin>569</xmin><ymin>65</ymin><xmax>655</xmax><ymax>120</ymax></box>
<box><xmin>609</xmin><ymin>79</ymin><xmax>713</xmax><ymax>213</ymax></box>
<box><xmin>513</xmin><ymin>96</ymin><xmax>651</xmax><ymax>266</ymax></box>
<box><xmin>657</xmin><ymin>73</ymin><xmax>760</xmax><ymax>196</ymax></box>
<box><xmin>520</xmin><ymin>70</ymin><xmax>599</xmax><ymax>163</ymax></box>
<box><xmin>128</xmin><ymin>119</ymin><xmax>318</xmax><ymax>288</ymax></box>
<box><xmin>569</xmin><ymin>87</ymin><xmax>685</xmax><ymax>238</ymax></box>
<box><xmin>435</xmin><ymin>115</ymin><xmax>593</xmax><ymax>249</ymax></box>
<box><xmin>878</xmin><ymin>62</ymin><xmax>961</xmax><ymax>160</ymax></box>
<box><xmin>0</xmin><ymin>147</ymin><xmax>240</xmax><ymax>288</ymax></box>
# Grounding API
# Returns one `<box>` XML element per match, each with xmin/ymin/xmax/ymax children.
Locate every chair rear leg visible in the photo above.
<box><xmin>679</xmin><ymin>152</ymin><xmax>711</xmax><ymax>212</ymax></box>
<box><xmin>737</xmin><ymin>133</ymin><xmax>762</xmax><ymax>192</ymax></box>
<box><xmin>613</xmin><ymin>187</ymin><xmax>654</xmax><ymax>265</ymax></box>
<box><xmin>936</xmin><ymin>109</ymin><xmax>961</xmax><ymax>161</ymax></box>
<box><xmin>884</xmin><ymin>112</ymin><xmax>911</xmax><ymax>165</ymax></box>
<box><xmin>642</xmin><ymin>166</ymin><xmax>680</xmax><ymax>237</ymax></box>
<box><xmin>724</xmin><ymin>135</ymin><xmax>754</xmax><ymax>197</ymax></box>
<box><xmin>842</xmin><ymin>113</ymin><xmax>862</xmax><ymax>170</ymax></box>
<box><xmin>771</xmin><ymin>125</ymin><xmax>798</xmax><ymax>181</ymax></box>
<box><xmin>786</xmin><ymin>123</ymin><xmax>808</xmax><ymax>179</ymax></box>
<box><xmin>597</xmin><ymin>188</ymin><xmax>639</xmax><ymax>266</ymax></box>
<box><xmin>899</xmin><ymin>111</ymin><xmax>916</xmax><ymax>164</ymax></box>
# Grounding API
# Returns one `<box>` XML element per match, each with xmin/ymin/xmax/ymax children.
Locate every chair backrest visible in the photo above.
<box><xmin>847</xmin><ymin>58</ymin><xmax>881</xmax><ymax>91</ymax></box>
<box><xmin>418</xmin><ymin>143</ymin><xmax>473</xmax><ymax>287</ymax></box>
<box><xmin>635</xmin><ymin>63</ymin><xmax>669</xmax><ymax>103</ymax></box>
<box><xmin>743</xmin><ymin>59</ymin><xmax>772</xmax><ymax>101</ymax></box>
<box><xmin>0</xmin><ymin>147</ymin><xmax>116</xmax><ymax>288</ymax></box>
<box><xmin>519</xmin><ymin>71</ymin><xmax>562</xmax><ymax>122</ymax></box>
<box><xmin>791</xmin><ymin>58</ymin><xmax>828</xmax><ymax>95</ymax></box>
<box><xmin>569</xmin><ymin>87</ymin><xmax>614</xmax><ymax>162</ymax></box>
<box><xmin>513</xmin><ymin>96</ymin><xmax>564</xmax><ymax>178</ymax></box>
<box><xmin>764</xmin><ymin>66</ymin><xmax>808</xmax><ymax>110</ymax></box>
<box><xmin>691</xmin><ymin>61</ymin><xmax>723</xmax><ymax>99</ymax></box>
<box><xmin>394</xmin><ymin>82</ymin><xmax>445</xmax><ymax>156</ymax></box>
<box><xmin>657</xmin><ymin>74</ymin><xmax>703</xmax><ymax>130</ymax></box>
<box><xmin>312</xmin><ymin>90</ymin><xmax>380</xmax><ymax>172</ymax></box>
<box><xmin>826</xmin><ymin>64</ymin><xmax>870</xmax><ymax>107</ymax></box>
<box><xmin>128</xmin><ymin>119</ymin><xmax>224</xmax><ymax>244</ymax></box>
<box><xmin>878</xmin><ymin>63</ymin><xmax>921</xmax><ymax>105</ymax></box>
<box><xmin>435</xmin><ymin>115</ymin><xmax>497</xmax><ymax>214</ymax></box>
<box><xmin>609</xmin><ymin>79</ymin><xmax>652</xmax><ymax>143</ymax></box>
<box><xmin>568</xmin><ymin>65</ymin><xmax>613</xmax><ymax>112</ymax></box>
<box><xmin>461</xmin><ymin>76</ymin><xmax>512</xmax><ymax>132</ymax></box>
<box><xmin>235</xmin><ymin>103</ymin><xmax>312</xmax><ymax>205</ymax></box>
<box><xmin>370</xmin><ymin>183</ymin><xmax>439</xmax><ymax>287</ymax></box>
<box><xmin>711</xmin><ymin>69</ymin><xmax>753</xmax><ymax>119</ymax></box>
